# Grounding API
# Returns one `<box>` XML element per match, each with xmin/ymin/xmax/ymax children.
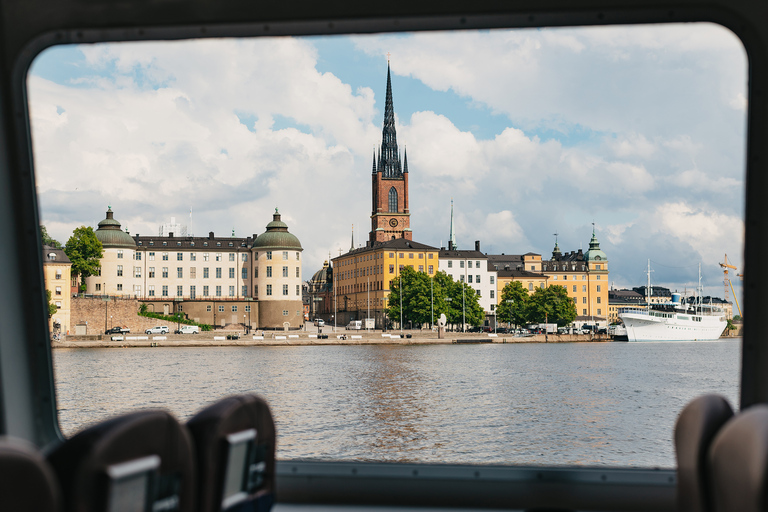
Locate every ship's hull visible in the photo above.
<box><xmin>619</xmin><ymin>311</ymin><xmax>727</xmax><ymax>341</ymax></box>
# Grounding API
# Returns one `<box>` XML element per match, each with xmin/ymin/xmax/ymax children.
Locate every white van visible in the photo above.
<box><xmin>346</xmin><ymin>320</ymin><xmax>362</xmax><ymax>330</ymax></box>
<box><xmin>178</xmin><ymin>325</ymin><xmax>199</xmax><ymax>334</ymax></box>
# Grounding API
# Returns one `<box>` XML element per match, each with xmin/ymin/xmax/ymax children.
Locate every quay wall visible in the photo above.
<box><xmin>54</xmin><ymin>330</ymin><xmax>612</xmax><ymax>348</ymax></box>
<box><xmin>70</xmin><ymin>296</ymin><xmax>165</xmax><ymax>335</ymax></box>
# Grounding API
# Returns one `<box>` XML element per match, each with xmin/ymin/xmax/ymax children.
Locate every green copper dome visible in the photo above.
<box><xmin>584</xmin><ymin>229</ymin><xmax>607</xmax><ymax>261</ymax></box>
<box><xmin>95</xmin><ymin>208</ymin><xmax>136</xmax><ymax>248</ymax></box>
<box><xmin>252</xmin><ymin>209</ymin><xmax>303</xmax><ymax>250</ymax></box>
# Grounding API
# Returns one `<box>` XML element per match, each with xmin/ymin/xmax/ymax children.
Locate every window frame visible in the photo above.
<box><xmin>8</xmin><ymin>4</ymin><xmax>764</xmax><ymax>512</ymax></box>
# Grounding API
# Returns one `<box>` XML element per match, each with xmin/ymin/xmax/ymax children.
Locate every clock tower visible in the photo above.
<box><xmin>370</xmin><ymin>63</ymin><xmax>412</xmax><ymax>244</ymax></box>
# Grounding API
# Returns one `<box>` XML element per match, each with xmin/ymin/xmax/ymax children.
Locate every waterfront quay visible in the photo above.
<box><xmin>54</xmin><ymin>329</ymin><xmax>610</xmax><ymax>348</ymax></box>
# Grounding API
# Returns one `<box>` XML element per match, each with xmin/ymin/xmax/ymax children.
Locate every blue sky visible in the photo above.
<box><xmin>27</xmin><ymin>24</ymin><xmax>748</xmax><ymax>300</ymax></box>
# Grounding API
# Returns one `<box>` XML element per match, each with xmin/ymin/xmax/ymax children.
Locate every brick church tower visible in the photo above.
<box><xmin>370</xmin><ymin>63</ymin><xmax>412</xmax><ymax>244</ymax></box>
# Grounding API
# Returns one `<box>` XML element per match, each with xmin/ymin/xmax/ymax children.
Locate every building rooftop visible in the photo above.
<box><xmin>42</xmin><ymin>245</ymin><xmax>71</xmax><ymax>264</ymax></box>
<box><xmin>334</xmin><ymin>238</ymin><xmax>438</xmax><ymax>260</ymax></box>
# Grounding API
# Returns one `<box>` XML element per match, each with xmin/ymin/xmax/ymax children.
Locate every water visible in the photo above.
<box><xmin>52</xmin><ymin>340</ymin><xmax>740</xmax><ymax>467</ymax></box>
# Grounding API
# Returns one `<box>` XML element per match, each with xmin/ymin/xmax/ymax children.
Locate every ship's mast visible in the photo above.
<box><xmin>646</xmin><ymin>259</ymin><xmax>652</xmax><ymax>311</ymax></box>
<box><xmin>698</xmin><ymin>263</ymin><xmax>702</xmax><ymax>314</ymax></box>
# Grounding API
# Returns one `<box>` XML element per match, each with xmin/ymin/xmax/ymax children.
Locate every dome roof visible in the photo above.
<box><xmin>252</xmin><ymin>209</ymin><xmax>303</xmax><ymax>250</ymax></box>
<box><xmin>584</xmin><ymin>230</ymin><xmax>607</xmax><ymax>261</ymax></box>
<box><xmin>95</xmin><ymin>208</ymin><xmax>136</xmax><ymax>248</ymax></box>
<box><xmin>311</xmin><ymin>261</ymin><xmax>331</xmax><ymax>284</ymax></box>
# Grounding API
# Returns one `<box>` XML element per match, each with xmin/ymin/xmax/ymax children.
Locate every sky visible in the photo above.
<box><xmin>27</xmin><ymin>23</ymin><xmax>748</xmax><ymax>302</ymax></box>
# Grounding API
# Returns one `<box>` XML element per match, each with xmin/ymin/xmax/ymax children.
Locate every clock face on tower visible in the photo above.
<box><xmin>389</xmin><ymin>218</ymin><xmax>398</xmax><ymax>227</ymax></box>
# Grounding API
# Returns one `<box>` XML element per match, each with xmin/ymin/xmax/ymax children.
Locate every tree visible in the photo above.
<box><xmin>386</xmin><ymin>266</ymin><xmax>433</xmax><ymax>327</ymax></box>
<box><xmin>40</xmin><ymin>225</ymin><xmax>61</xmax><ymax>248</ymax></box>
<box><xmin>64</xmin><ymin>226</ymin><xmax>103</xmax><ymax>290</ymax></box>
<box><xmin>46</xmin><ymin>290</ymin><xmax>57</xmax><ymax>317</ymax></box>
<box><xmin>495</xmin><ymin>281</ymin><xmax>529</xmax><ymax>327</ymax></box>
<box><xmin>430</xmin><ymin>271</ymin><xmax>483</xmax><ymax>329</ymax></box>
<box><xmin>526</xmin><ymin>285</ymin><xmax>577</xmax><ymax>327</ymax></box>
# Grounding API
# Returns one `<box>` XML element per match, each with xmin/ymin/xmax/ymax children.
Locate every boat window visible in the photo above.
<box><xmin>30</xmin><ymin>23</ymin><xmax>745</xmax><ymax>469</ymax></box>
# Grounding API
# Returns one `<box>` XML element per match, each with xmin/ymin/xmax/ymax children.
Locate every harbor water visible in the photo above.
<box><xmin>53</xmin><ymin>340</ymin><xmax>740</xmax><ymax>468</ymax></box>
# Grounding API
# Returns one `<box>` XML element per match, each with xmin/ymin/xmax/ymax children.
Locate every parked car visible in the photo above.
<box><xmin>314</xmin><ymin>318</ymin><xmax>324</xmax><ymax>327</ymax></box>
<box><xmin>145</xmin><ymin>326</ymin><xmax>169</xmax><ymax>334</ymax></box>
<box><xmin>105</xmin><ymin>326</ymin><xmax>129</xmax><ymax>335</ymax></box>
<box><xmin>174</xmin><ymin>325</ymin><xmax>199</xmax><ymax>335</ymax></box>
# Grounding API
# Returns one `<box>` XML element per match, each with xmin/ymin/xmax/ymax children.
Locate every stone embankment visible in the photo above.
<box><xmin>54</xmin><ymin>330</ymin><xmax>610</xmax><ymax>348</ymax></box>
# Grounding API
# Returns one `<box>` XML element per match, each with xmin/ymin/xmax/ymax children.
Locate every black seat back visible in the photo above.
<box><xmin>0</xmin><ymin>436</ymin><xmax>61</xmax><ymax>511</ymax></box>
<box><xmin>48</xmin><ymin>410</ymin><xmax>195</xmax><ymax>512</ymax></box>
<box><xmin>709</xmin><ymin>405</ymin><xmax>768</xmax><ymax>512</ymax></box>
<box><xmin>674</xmin><ymin>394</ymin><xmax>734</xmax><ymax>512</ymax></box>
<box><xmin>187</xmin><ymin>394</ymin><xmax>276</xmax><ymax>512</ymax></box>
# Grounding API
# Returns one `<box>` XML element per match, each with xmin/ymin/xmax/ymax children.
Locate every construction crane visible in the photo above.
<box><xmin>720</xmin><ymin>254</ymin><xmax>742</xmax><ymax>318</ymax></box>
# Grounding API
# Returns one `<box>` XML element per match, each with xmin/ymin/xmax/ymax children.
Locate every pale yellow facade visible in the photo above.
<box><xmin>543</xmin><ymin>260</ymin><xmax>609</xmax><ymax>320</ymax></box>
<box><xmin>332</xmin><ymin>239</ymin><xmax>439</xmax><ymax>328</ymax></box>
<box><xmin>495</xmin><ymin>273</ymin><xmax>549</xmax><ymax>298</ymax></box>
<box><xmin>43</xmin><ymin>247</ymin><xmax>71</xmax><ymax>335</ymax></box>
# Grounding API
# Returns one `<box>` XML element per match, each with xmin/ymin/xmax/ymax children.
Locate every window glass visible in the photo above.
<box><xmin>35</xmin><ymin>25</ymin><xmax>745</xmax><ymax>470</ymax></box>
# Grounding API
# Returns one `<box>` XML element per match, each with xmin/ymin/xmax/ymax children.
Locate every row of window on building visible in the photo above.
<box><xmin>109</xmin><ymin>265</ymin><xmax>300</xmax><ymax>279</ymax></box>
<box><xmin>122</xmin><ymin>250</ymin><xmax>301</xmax><ymax>261</ymax></box>
<box><xmin>91</xmin><ymin>283</ymin><xmax>302</xmax><ymax>298</ymax></box>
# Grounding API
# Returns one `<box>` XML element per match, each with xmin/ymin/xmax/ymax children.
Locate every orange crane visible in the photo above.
<box><xmin>720</xmin><ymin>254</ymin><xmax>742</xmax><ymax>317</ymax></box>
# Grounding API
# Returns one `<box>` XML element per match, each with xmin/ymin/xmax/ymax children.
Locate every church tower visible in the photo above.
<box><xmin>370</xmin><ymin>63</ymin><xmax>412</xmax><ymax>244</ymax></box>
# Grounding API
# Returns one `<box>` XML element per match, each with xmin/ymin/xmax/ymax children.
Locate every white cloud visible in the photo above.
<box><xmin>27</xmin><ymin>26</ymin><xmax>747</xmax><ymax>303</ymax></box>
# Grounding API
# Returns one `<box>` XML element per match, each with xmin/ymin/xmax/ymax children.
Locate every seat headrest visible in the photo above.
<box><xmin>0</xmin><ymin>436</ymin><xmax>61</xmax><ymax>511</ymax></box>
<box><xmin>675</xmin><ymin>394</ymin><xmax>734</xmax><ymax>512</ymax></box>
<box><xmin>709</xmin><ymin>405</ymin><xmax>768</xmax><ymax>512</ymax></box>
<box><xmin>187</xmin><ymin>394</ymin><xmax>276</xmax><ymax>512</ymax></box>
<box><xmin>48</xmin><ymin>409</ymin><xmax>195</xmax><ymax>512</ymax></box>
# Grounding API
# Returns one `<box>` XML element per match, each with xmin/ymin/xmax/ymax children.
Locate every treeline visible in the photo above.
<box><xmin>495</xmin><ymin>281</ymin><xmax>577</xmax><ymax>327</ymax></box>
<box><xmin>385</xmin><ymin>268</ymin><xmax>577</xmax><ymax>329</ymax></box>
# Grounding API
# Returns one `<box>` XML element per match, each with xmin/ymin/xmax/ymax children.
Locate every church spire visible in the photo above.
<box><xmin>371</xmin><ymin>150</ymin><xmax>377</xmax><ymax>174</ymax></box>
<box><xmin>350</xmin><ymin>224</ymin><xmax>354</xmax><ymax>251</ymax></box>
<box><xmin>448</xmin><ymin>199</ymin><xmax>457</xmax><ymax>250</ymax></box>
<box><xmin>378</xmin><ymin>63</ymin><xmax>402</xmax><ymax>179</ymax></box>
<box><xmin>552</xmin><ymin>232</ymin><xmax>561</xmax><ymax>260</ymax></box>
<box><xmin>403</xmin><ymin>147</ymin><xmax>408</xmax><ymax>173</ymax></box>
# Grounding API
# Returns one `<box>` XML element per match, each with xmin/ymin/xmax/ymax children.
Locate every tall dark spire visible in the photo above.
<box><xmin>403</xmin><ymin>147</ymin><xmax>408</xmax><ymax>173</ymax></box>
<box><xmin>377</xmin><ymin>63</ymin><xmax>402</xmax><ymax>179</ymax></box>
<box><xmin>371</xmin><ymin>150</ymin><xmax>377</xmax><ymax>174</ymax></box>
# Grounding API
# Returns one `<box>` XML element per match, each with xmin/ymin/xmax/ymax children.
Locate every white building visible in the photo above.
<box><xmin>438</xmin><ymin>241</ymin><xmax>497</xmax><ymax>314</ymax></box>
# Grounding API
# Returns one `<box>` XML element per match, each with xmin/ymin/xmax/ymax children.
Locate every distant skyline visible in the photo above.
<box><xmin>27</xmin><ymin>23</ymin><xmax>747</xmax><ymax>300</ymax></box>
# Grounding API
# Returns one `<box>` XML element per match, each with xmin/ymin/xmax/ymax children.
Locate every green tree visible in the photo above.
<box><xmin>386</xmin><ymin>266</ymin><xmax>434</xmax><ymax>327</ymax></box>
<box><xmin>40</xmin><ymin>225</ymin><xmax>61</xmax><ymax>248</ymax></box>
<box><xmin>46</xmin><ymin>290</ymin><xmax>57</xmax><ymax>317</ymax></box>
<box><xmin>495</xmin><ymin>281</ymin><xmax>529</xmax><ymax>327</ymax></box>
<box><xmin>430</xmin><ymin>271</ymin><xmax>483</xmax><ymax>329</ymax></box>
<box><xmin>64</xmin><ymin>226</ymin><xmax>103</xmax><ymax>290</ymax></box>
<box><xmin>526</xmin><ymin>285</ymin><xmax>577</xmax><ymax>327</ymax></box>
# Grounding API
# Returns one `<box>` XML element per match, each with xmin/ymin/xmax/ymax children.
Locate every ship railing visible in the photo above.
<box><xmin>619</xmin><ymin>307</ymin><xmax>648</xmax><ymax>315</ymax></box>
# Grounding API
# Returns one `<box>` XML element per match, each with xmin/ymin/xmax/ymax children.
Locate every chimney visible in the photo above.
<box><xmin>169</xmin><ymin>232</ymin><xmax>174</xmax><ymax>238</ymax></box>
<box><xmin>209</xmin><ymin>232</ymin><xmax>214</xmax><ymax>239</ymax></box>
<box><xmin>475</xmin><ymin>240</ymin><xmax>480</xmax><ymax>252</ymax></box>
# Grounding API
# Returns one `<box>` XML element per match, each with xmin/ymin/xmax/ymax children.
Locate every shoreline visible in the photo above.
<box><xmin>53</xmin><ymin>331</ymin><xmax>612</xmax><ymax>348</ymax></box>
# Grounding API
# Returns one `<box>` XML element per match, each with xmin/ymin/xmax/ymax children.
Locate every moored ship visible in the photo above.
<box><xmin>618</xmin><ymin>262</ymin><xmax>727</xmax><ymax>341</ymax></box>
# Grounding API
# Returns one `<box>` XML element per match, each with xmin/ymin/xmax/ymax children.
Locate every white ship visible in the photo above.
<box><xmin>618</xmin><ymin>262</ymin><xmax>727</xmax><ymax>342</ymax></box>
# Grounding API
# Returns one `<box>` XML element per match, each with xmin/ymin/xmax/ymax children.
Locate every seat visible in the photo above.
<box><xmin>186</xmin><ymin>394</ymin><xmax>276</xmax><ymax>512</ymax></box>
<box><xmin>0</xmin><ymin>436</ymin><xmax>61</xmax><ymax>511</ymax></box>
<box><xmin>709</xmin><ymin>405</ymin><xmax>768</xmax><ymax>512</ymax></box>
<box><xmin>674</xmin><ymin>394</ymin><xmax>734</xmax><ymax>512</ymax></box>
<box><xmin>48</xmin><ymin>409</ymin><xmax>196</xmax><ymax>512</ymax></box>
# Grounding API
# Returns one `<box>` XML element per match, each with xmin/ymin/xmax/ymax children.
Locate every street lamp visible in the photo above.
<box><xmin>445</xmin><ymin>297</ymin><xmax>452</xmax><ymax>331</ymax></box>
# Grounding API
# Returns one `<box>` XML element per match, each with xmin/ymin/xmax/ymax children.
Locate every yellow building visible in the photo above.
<box><xmin>487</xmin><ymin>230</ymin><xmax>609</xmax><ymax>324</ymax></box>
<box><xmin>540</xmin><ymin>230</ymin><xmax>609</xmax><ymax>323</ymax></box>
<box><xmin>43</xmin><ymin>245</ymin><xmax>72</xmax><ymax>336</ymax></box>
<box><xmin>332</xmin><ymin>238</ymin><xmax>439</xmax><ymax>329</ymax></box>
<box><xmin>495</xmin><ymin>270</ymin><xmax>549</xmax><ymax>304</ymax></box>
